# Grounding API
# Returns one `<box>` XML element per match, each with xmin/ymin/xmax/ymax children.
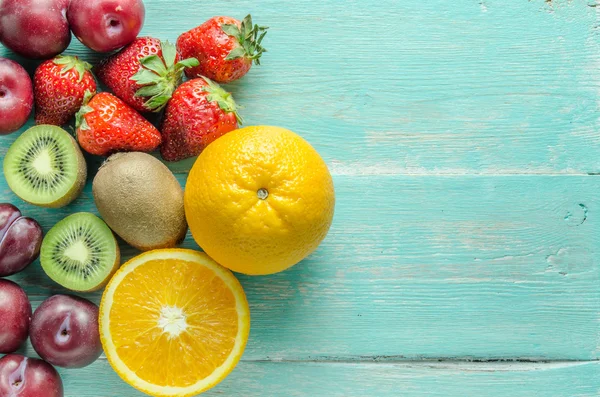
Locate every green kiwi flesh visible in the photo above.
<box><xmin>3</xmin><ymin>125</ymin><xmax>87</xmax><ymax>208</ymax></box>
<box><xmin>41</xmin><ymin>212</ymin><xmax>120</xmax><ymax>292</ymax></box>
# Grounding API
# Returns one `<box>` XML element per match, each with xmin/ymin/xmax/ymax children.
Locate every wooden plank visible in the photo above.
<box><xmin>6</xmin><ymin>175</ymin><xmax>600</xmax><ymax>360</ymax></box>
<box><xmin>1</xmin><ymin>0</ymin><xmax>599</xmax><ymax>394</ymax></box>
<box><xmin>55</xmin><ymin>360</ymin><xmax>600</xmax><ymax>396</ymax></box>
<box><xmin>1</xmin><ymin>0</ymin><xmax>598</xmax><ymax>175</ymax></box>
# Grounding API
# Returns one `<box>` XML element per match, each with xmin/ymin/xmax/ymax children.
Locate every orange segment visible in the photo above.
<box><xmin>99</xmin><ymin>249</ymin><xmax>250</xmax><ymax>397</ymax></box>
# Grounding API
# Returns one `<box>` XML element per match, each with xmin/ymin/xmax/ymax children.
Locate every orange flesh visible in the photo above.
<box><xmin>108</xmin><ymin>258</ymin><xmax>239</xmax><ymax>387</ymax></box>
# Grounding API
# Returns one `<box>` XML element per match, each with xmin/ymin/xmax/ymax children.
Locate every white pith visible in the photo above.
<box><xmin>158</xmin><ymin>305</ymin><xmax>188</xmax><ymax>338</ymax></box>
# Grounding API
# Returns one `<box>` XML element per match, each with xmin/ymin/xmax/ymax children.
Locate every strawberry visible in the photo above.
<box><xmin>160</xmin><ymin>77</ymin><xmax>241</xmax><ymax>161</ymax></box>
<box><xmin>75</xmin><ymin>92</ymin><xmax>162</xmax><ymax>156</ymax></box>
<box><xmin>34</xmin><ymin>55</ymin><xmax>97</xmax><ymax>126</ymax></box>
<box><xmin>96</xmin><ymin>37</ymin><xmax>198</xmax><ymax>113</ymax></box>
<box><xmin>177</xmin><ymin>15</ymin><xmax>268</xmax><ymax>84</ymax></box>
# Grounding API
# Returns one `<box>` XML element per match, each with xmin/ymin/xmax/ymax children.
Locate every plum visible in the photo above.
<box><xmin>0</xmin><ymin>0</ymin><xmax>71</xmax><ymax>59</ymax></box>
<box><xmin>0</xmin><ymin>59</ymin><xmax>34</xmax><ymax>135</ymax></box>
<box><xmin>68</xmin><ymin>0</ymin><xmax>145</xmax><ymax>52</ymax></box>
<box><xmin>30</xmin><ymin>295</ymin><xmax>102</xmax><ymax>368</ymax></box>
<box><xmin>0</xmin><ymin>279</ymin><xmax>32</xmax><ymax>354</ymax></box>
<box><xmin>0</xmin><ymin>354</ymin><xmax>63</xmax><ymax>397</ymax></box>
<box><xmin>0</xmin><ymin>204</ymin><xmax>43</xmax><ymax>276</ymax></box>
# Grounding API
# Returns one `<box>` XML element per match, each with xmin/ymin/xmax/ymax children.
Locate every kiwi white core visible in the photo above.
<box><xmin>63</xmin><ymin>240</ymin><xmax>90</xmax><ymax>264</ymax></box>
<box><xmin>32</xmin><ymin>149</ymin><xmax>53</xmax><ymax>175</ymax></box>
<box><xmin>158</xmin><ymin>306</ymin><xmax>188</xmax><ymax>339</ymax></box>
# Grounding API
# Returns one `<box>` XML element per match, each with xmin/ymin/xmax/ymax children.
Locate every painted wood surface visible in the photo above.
<box><xmin>1</xmin><ymin>0</ymin><xmax>599</xmax><ymax>395</ymax></box>
<box><xmin>7</xmin><ymin>175</ymin><xmax>600</xmax><ymax>361</ymax></box>
<box><xmin>54</xmin><ymin>361</ymin><xmax>600</xmax><ymax>397</ymax></box>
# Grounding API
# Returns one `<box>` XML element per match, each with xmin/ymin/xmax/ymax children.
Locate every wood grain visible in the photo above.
<box><xmin>1</xmin><ymin>0</ymin><xmax>598</xmax><ymax>175</ymax></box>
<box><xmin>55</xmin><ymin>360</ymin><xmax>600</xmax><ymax>397</ymax></box>
<box><xmin>6</xmin><ymin>175</ymin><xmax>600</xmax><ymax>361</ymax></box>
<box><xmin>1</xmin><ymin>0</ymin><xmax>599</xmax><ymax>395</ymax></box>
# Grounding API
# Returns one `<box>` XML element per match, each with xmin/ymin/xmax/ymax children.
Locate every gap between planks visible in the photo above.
<box><xmin>163</xmin><ymin>161</ymin><xmax>600</xmax><ymax>177</ymax></box>
<box><xmin>244</xmin><ymin>359</ymin><xmax>599</xmax><ymax>372</ymax></box>
<box><xmin>327</xmin><ymin>171</ymin><xmax>600</xmax><ymax>177</ymax></box>
<box><xmin>91</xmin><ymin>355</ymin><xmax>598</xmax><ymax>371</ymax></box>
<box><xmin>166</xmin><ymin>169</ymin><xmax>600</xmax><ymax>176</ymax></box>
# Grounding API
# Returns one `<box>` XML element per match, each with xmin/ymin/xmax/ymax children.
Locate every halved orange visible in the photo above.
<box><xmin>99</xmin><ymin>249</ymin><xmax>250</xmax><ymax>396</ymax></box>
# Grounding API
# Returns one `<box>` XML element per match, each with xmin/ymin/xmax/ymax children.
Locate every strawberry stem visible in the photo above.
<box><xmin>53</xmin><ymin>55</ymin><xmax>93</xmax><ymax>83</ymax></box>
<box><xmin>201</xmin><ymin>77</ymin><xmax>243</xmax><ymax>124</ymax></box>
<box><xmin>75</xmin><ymin>90</ymin><xmax>95</xmax><ymax>130</ymax></box>
<box><xmin>130</xmin><ymin>41</ymin><xmax>199</xmax><ymax>112</ymax></box>
<box><xmin>222</xmin><ymin>14</ymin><xmax>269</xmax><ymax>65</ymax></box>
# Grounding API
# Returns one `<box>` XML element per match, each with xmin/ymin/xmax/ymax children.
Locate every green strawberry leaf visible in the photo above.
<box><xmin>161</xmin><ymin>41</ymin><xmax>177</xmax><ymax>70</ymax></box>
<box><xmin>201</xmin><ymin>76</ymin><xmax>220</xmax><ymax>91</ymax></box>
<box><xmin>215</xmin><ymin>99</ymin><xmax>232</xmax><ymax>112</ymax></box>
<box><xmin>257</xmin><ymin>30</ymin><xmax>268</xmax><ymax>45</ymax></box>
<box><xmin>225</xmin><ymin>14</ymin><xmax>269</xmax><ymax>65</ymax></box>
<box><xmin>135</xmin><ymin>84</ymin><xmax>164</xmax><ymax>97</ymax></box>
<box><xmin>53</xmin><ymin>55</ymin><xmax>92</xmax><ymax>82</ymax></box>
<box><xmin>201</xmin><ymin>77</ymin><xmax>244</xmax><ymax>125</ymax></box>
<box><xmin>53</xmin><ymin>56</ymin><xmax>70</xmax><ymax>65</ymax></box>
<box><xmin>225</xmin><ymin>47</ymin><xmax>246</xmax><ymax>61</ymax></box>
<box><xmin>176</xmin><ymin>58</ymin><xmax>200</xmax><ymax>68</ymax></box>
<box><xmin>79</xmin><ymin>118</ymin><xmax>90</xmax><ymax>131</ymax></box>
<box><xmin>131</xmin><ymin>41</ymin><xmax>199</xmax><ymax>112</ymax></box>
<box><xmin>222</xmin><ymin>24</ymin><xmax>241</xmax><ymax>39</ymax></box>
<box><xmin>74</xmin><ymin>63</ymin><xmax>86</xmax><ymax>83</ymax></box>
<box><xmin>131</xmin><ymin>69</ymin><xmax>160</xmax><ymax>85</ymax></box>
<box><xmin>145</xmin><ymin>95</ymin><xmax>173</xmax><ymax>111</ymax></box>
<box><xmin>140</xmin><ymin>55</ymin><xmax>167</xmax><ymax>75</ymax></box>
<box><xmin>241</xmin><ymin>15</ymin><xmax>253</xmax><ymax>39</ymax></box>
<box><xmin>82</xmin><ymin>90</ymin><xmax>94</xmax><ymax>105</ymax></box>
<box><xmin>75</xmin><ymin>105</ymin><xmax>94</xmax><ymax>130</ymax></box>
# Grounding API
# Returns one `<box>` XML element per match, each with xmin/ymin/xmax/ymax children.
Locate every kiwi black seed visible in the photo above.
<box><xmin>40</xmin><ymin>212</ymin><xmax>120</xmax><ymax>292</ymax></box>
<box><xmin>3</xmin><ymin>125</ymin><xmax>87</xmax><ymax>208</ymax></box>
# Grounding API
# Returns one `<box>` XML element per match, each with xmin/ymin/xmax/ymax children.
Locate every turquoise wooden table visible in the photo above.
<box><xmin>2</xmin><ymin>0</ymin><xmax>600</xmax><ymax>395</ymax></box>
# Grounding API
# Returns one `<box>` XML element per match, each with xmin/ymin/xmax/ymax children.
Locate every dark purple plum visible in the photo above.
<box><xmin>0</xmin><ymin>279</ymin><xmax>31</xmax><ymax>354</ymax></box>
<box><xmin>0</xmin><ymin>354</ymin><xmax>63</xmax><ymax>397</ymax></box>
<box><xmin>68</xmin><ymin>0</ymin><xmax>145</xmax><ymax>52</ymax></box>
<box><xmin>0</xmin><ymin>0</ymin><xmax>71</xmax><ymax>59</ymax></box>
<box><xmin>0</xmin><ymin>59</ymin><xmax>33</xmax><ymax>135</ymax></box>
<box><xmin>30</xmin><ymin>295</ymin><xmax>102</xmax><ymax>368</ymax></box>
<box><xmin>0</xmin><ymin>204</ymin><xmax>43</xmax><ymax>276</ymax></box>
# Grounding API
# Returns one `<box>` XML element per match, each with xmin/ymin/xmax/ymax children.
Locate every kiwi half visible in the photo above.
<box><xmin>3</xmin><ymin>125</ymin><xmax>87</xmax><ymax>208</ymax></box>
<box><xmin>40</xmin><ymin>212</ymin><xmax>120</xmax><ymax>292</ymax></box>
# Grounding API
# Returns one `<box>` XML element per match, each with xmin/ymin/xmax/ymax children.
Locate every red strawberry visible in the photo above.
<box><xmin>96</xmin><ymin>37</ymin><xmax>198</xmax><ymax>113</ymax></box>
<box><xmin>34</xmin><ymin>55</ymin><xmax>97</xmax><ymax>126</ymax></box>
<box><xmin>160</xmin><ymin>77</ymin><xmax>241</xmax><ymax>161</ymax></box>
<box><xmin>75</xmin><ymin>92</ymin><xmax>162</xmax><ymax>156</ymax></box>
<box><xmin>177</xmin><ymin>14</ymin><xmax>268</xmax><ymax>84</ymax></box>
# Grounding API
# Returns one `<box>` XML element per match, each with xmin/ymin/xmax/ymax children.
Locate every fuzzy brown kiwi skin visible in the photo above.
<box><xmin>92</xmin><ymin>152</ymin><xmax>188</xmax><ymax>251</ymax></box>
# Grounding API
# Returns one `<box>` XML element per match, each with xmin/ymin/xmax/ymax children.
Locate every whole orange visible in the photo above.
<box><xmin>184</xmin><ymin>126</ymin><xmax>335</xmax><ymax>275</ymax></box>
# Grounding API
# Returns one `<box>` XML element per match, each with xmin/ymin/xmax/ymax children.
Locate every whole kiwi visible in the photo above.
<box><xmin>92</xmin><ymin>152</ymin><xmax>187</xmax><ymax>251</ymax></box>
